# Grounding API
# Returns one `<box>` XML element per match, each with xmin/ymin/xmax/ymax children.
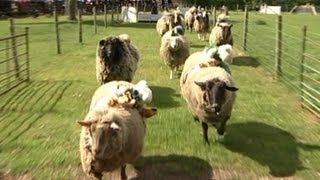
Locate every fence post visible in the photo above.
<box><xmin>275</xmin><ymin>15</ymin><xmax>283</xmax><ymax>78</ymax></box>
<box><xmin>300</xmin><ymin>25</ymin><xmax>307</xmax><ymax>103</ymax></box>
<box><xmin>93</xmin><ymin>6</ymin><xmax>97</xmax><ymax>34</ymax></box>
<box><xmin>5</xmin><ymin>39</ymin><xmax>10</xmax><ymax>87</ymax></box>
<box><xmin>242</xmin><ymin>5</ymin><xmax>248</xmax><ymax>51</ymax></box>
<box><xmin>116</xmin><ymin>6</ymin><xmax>119</xmax><ymax>22</ymax></box>
<box><xmin>78</xmin><ymin>9</ymin><xmax>83</xmax><ymax>43</ymax></box>
<box><xmin>54</xmin><ymin>1</ymin><xmax>61</xmax><ymax>54</ymax></box>
<box><xmin>111</xmin><ymin>4</ymin><xmax>114</xmax><ymax>25</ymax></box>
<box><xmin>104</xmin><ymin>4</ymin><xmax>107</xmax><ymax>28</ymax></box>
<box><xmin>9</xmin><ymin>18</ymin><xmax>20</xmax><ymax>78</ymax></box>
<box><xmin>25</xmin><ymin>27</ymin><xmax>30</xmax><ymax>82</ymax></box>
<box><xmin>212</xmin><ymin>6</ymin><xmax>216</xmax><ymax>26</ymax></box>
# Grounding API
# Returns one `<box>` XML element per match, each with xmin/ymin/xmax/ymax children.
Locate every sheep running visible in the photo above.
<box><xmin>160</xmin><ymin>26</ymin><xmax>190</xmax><ymax>79</ymax></box>
<box><xmin>180</xmin><ymin>51</ymin><xmax>238</xmax><ymax>144</ymax></box>
<box><xmin>79</xmin><ymin>80</ymin><xmax>157</xmax><ymax>180</ymax></box>
<box><xmin>96</xmin><ymin>34</ymin><xmax>140</xmax><ymax>85</ymax></box>
<box><xmin>184</xmin><ymin>6</ymin><xmax>198</xmax><ymax>32</ymax></box>
<box><xmin>156</xmin><ymin>10</ymin><xmax>185</xmax><ymax>37</ymax></box>
<box><xmin>209</xmin><ymin>21</ymin><xmax>234</xmax><ymax>46</ymax></box>
<box><xmin>193</xmin><ymin>11</ymin><xmax>211</xmax><ymax>41</ymax></box>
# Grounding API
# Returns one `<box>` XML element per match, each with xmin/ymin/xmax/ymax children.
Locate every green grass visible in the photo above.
<box><xmin>0</xmin><ymin>13</ymin><xmax>320</xmax><ymax>179</ymax></box>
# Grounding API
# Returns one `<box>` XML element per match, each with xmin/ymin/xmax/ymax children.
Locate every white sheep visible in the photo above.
<box><xmin>160</xmin><ymin>26</ymin><xmax>190</xmax><ymax>79</ymax></box>
<box><xmin>184</xmin><ymin>6</ymin><xmax>198</xmax><ymax>32</ymax></box>
<box><xmin>180</xmin><ymin>51</ymin><xmax>238</xmax><ymax>144</ymax></box>
<box><xmin>79</xmin><ymin>80</ymin><xmax>157</xmax><ymax>180</ymax></box>
<box><xmin>209</xmin><ymin>21</ymin><xmax>234</xmax><ymax>46</ymax></box>
<box><xmin>216</xmin><ymin>13</ymin><xmax>230</xmax><ymax>25</ymax></box>
<box><xmin>96</xmin><ymin>34</ymin><xmax>140</xmax><ymax>85</ymax></box>
<box><xmin>193</xmin><ymin>11</ymin><xmax>211</xmax><ymax>41</ymax></box>
<box><xmin>203</xmin><ymin>44</ymin><xmax>234</xmax><ymax>64</ymax></box>
<box><xmin>156</xmin><ymin>10</ymin><xmax>185</xmax><ymax>37</ymax></box>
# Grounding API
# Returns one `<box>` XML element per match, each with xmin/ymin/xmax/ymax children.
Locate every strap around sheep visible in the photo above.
<box><xmin>205</xmin><ymin>44</ymin><xmax>231</xmax><ymax>74</ymax></box>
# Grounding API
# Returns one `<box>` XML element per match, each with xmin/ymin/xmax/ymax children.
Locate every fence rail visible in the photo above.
<box><xmin>239</xmin><ymin>10</ymin><xmax>320</xmax><ymax>118</ymax></box>
<box><xmin>0</xmin><ymin>19</ymin><xmax>29</xmax><ymax>96</ymax></box>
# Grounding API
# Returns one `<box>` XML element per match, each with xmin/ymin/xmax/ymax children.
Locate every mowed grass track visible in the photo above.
<box><xmin>0</xmin><ymin>14</ymin><xmax>319</xmax><ymax>179</ymax></box>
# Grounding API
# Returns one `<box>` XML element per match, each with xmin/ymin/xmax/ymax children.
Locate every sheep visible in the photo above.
<box><xmin>96</xmin><ymin>34</ymin><xmax>140</xmax><ymax>85</ymax></box>
<box><xmin>184</xmin><ymin>6</ymin><xmax>198</xmax><ymax>32</ymax></box>
<box><xmin>203</xmin><ymin>44</ymin><xmax>234</xmax><ymax>65</ymax></box>
<box><xmin>160</xmin><ymin>25</ymin><xmax>190</xmax><ymax>79</ymax></box>
<box><xmin>180</xmin><ymin>51</ymin><xmax>238</xmax><ymax>144</ymax></box>
<box><xmin>193</xmin><ymin>11</ymin><xmax>211</xmax><ymax>41</ymax></box>
<box><xmin>79</xmin><ymin>80</ymin><xmax>157</xmax><ymax>180</ymax></box>
<box><xmin>156</xmin><ymin>10</ymin><xmax>185</xmax><ymax>37</ymax></box>
<box><xmin>216</xmin><ymin>13</ymin><xmax>230</xmax><ymax>25</ymax></box>
<box><xmin>209</xmin><ymin>21</ymin><xmax>234</xmax><ymax>46</ymax></box>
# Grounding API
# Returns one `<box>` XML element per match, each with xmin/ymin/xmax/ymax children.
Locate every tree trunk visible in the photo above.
<box><xmin>68</xmin><ymin>0</ymin><xmax>77</xmax><ymax>21</ymax></box>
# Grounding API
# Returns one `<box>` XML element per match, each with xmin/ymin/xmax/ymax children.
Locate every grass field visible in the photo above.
<box><xmin>0</xmin><ymin>12</ymin><xmax>320</xmax><ymax>179</ymax></box>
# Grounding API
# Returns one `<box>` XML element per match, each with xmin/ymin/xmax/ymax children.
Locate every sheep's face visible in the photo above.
<box><xmin>168</xmin><ymin>36</ymin><xmax>182</xmax><ymax>51</ymax></box>
<box><xmin>98</xmin><ymin>37</ymin><xmax>126</xmax><ymax>64</ymax></box>
<box><xmin>79</xmin><ymin>118</ymin><xmax>123</xmax><ymax>160</ymax></box>
<box><xmin>217</xmin><ymin>22</ymin><xmax>233</xmax><ymax>43</ymax></box>
<box><xmin>195</xmin><ymin>79</ymin><xmax>238</xmax><ymax>115</ymax></box>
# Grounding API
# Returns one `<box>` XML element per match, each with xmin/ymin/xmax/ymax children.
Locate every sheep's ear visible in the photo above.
<box><xmin>226</xmin><ymin>86</ymin><xmax>239</xmax><ymax>91</ymax></box>
<box><xmin>141</xmin><ymin>107</ymin><xmax>157</xmax><ymax>118</ymax></box>
<box><xmin>194</xmin><ymin>81</ymin><xmax>207</xmax><ymax>90</ymax></box>
<box><xmin>78</xmin><ymin>121</ymin><xmax>92</xmax><ymax>127</ymax></box>
<box><xmin>99</xmin><ymin>40</ymin><xmax>105</xmax><ymax>47</ymax></box>
<box><xmin>229</xmin><ymin>24</ymin><xmax>233</xmax><ymax>28</ymax></box>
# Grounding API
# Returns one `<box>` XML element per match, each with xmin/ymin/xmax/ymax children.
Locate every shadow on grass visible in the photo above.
<box><xmin>0</xmin><ymin>80</ymin><xmax>72</xmax><ymax>112</ymax></box>
<box><xmin>150</xmin><ymin>86</ymin><xmax>180</xmax><ymax>109</ymax></box>
<box><xmin>233</xmin><ymin>56</ymin><xmax>260</xmax><ymax>67</ymax></box>
<box><xmin>133</xmin><ymin>154</ymin><xmax>213</xmax><ymax>180</ymax></box>
<box><xmin>222</xmin><ymin>121</ymin><xmax>320</xmax><ymax>177</ymax></box>
<box><xmin>0</xmin><ymin>80</ymin><xmax>72</xmax><ymax>145</ymax></box>
<box><xmin>190</xmin><ymin>44</ymin><xmax>206</xmax><ymax>49</ymax></box>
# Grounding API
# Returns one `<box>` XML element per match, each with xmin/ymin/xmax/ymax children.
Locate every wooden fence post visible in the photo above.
<box><xmin>78</xmin><ymin>9</ymin><xmax>83</xmax><ymax>43</ymax></box>
<box><xmin>54</xmin><ymin>1</ymin><xmax>61</xmax><ymax>54</ymax></box>
<box><xmin>300</xmin><ymin>25</ymin><xmax>307</xmax><ymax>103</ymax></box>
<box><xmin>111</xmin><ymin>4</ymin><xmax>114</xmax><ymax>25</ymax></box>
<box><xmin>25</xmin><ymin>27</ymin><xmax>30</xmax><ymax>82</ymax></box>
<box><xmin>5</xmin><ymin>39</ymin><xmax>10</xmax><ymax>87</ymax></box>
<box><xmin>104</xmin><ymin>4</ymin><xmax>107</xmax><ymax>28</ymax></box>
<box><xmin>275</xmin><ymin>15</ymin><xmax>283</xmax><ymax>78</ymax></box>
<box><xmin>9</xmin><ymin>18</ymin><xmax>20</xmax><ymax>78</ymax></box>
<box><xmin>242</xmin><ymin>5</ymin><xmax>248</xmax><ymax>51</ymax></box>
<box><xmin>212</xmin><ymin>6</ymin><xmax>216</xmax><ymax>26</ymax></box>
<box><xmin>93</xmin><ymin>6</ymin><xmax>97</xmax><ymax>34</ymax></box>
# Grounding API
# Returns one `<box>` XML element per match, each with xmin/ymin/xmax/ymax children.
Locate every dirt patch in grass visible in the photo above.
<box><xmin>0</xmin><ymin>170</ymin><xmax>32</xmax><ymax>180</ymax></box>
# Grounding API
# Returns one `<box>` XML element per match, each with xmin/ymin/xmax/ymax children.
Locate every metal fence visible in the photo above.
<box><xmin>0</xmin><ymin>19</ymin><xmax>30</xmax><ymax>95</ymax></box>
<box><xmin>235</xmin><ymin>8</ymin><xmax>320</xmax><ymax>118</ymax></box>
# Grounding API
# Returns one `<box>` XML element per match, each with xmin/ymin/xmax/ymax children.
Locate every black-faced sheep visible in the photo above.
<box><xmin>156</xmin><ymin>10</ymin><xmax>185</xmax><ymax>37</ymax></box>
<box><xmin>193</xmin><ymin>11</ymin><xmax>211</xmax><ymax>41</ymax></box>
<box><xmin>180</xmin><ymin>51</ymin><xmax>238</xmax><ymax>144</ymax></box>
<box><xmin>209</xmin><ymin>21</ymin><xmax>233</xmax><ymax>46</ymax></box>
<box><xmin>96</xmin><ymin>34</ymin><xmax>140</xmax><ymax>85</ymax></box>
<box><xmin>160</xmin><ymin>26</ymin><xmax>190</xmax><ymax>79</ymax></box>
<box><xmin>79</xmin><ymin>80</ymin><xmax>157</xmax><ymax>180</ymax></box>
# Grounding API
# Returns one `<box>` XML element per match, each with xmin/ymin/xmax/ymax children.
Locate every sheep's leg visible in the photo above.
<box><xmin>217</xmin><ymin>119</ymin><xmax>228</xmax><ymax>136</ymax></box>
<box><xmin>201</xmin><ymin>122</ymin><xmax>209</xmax><ymax>144</ymax></box>
<box><xmin>197</xmin><ymin>34</ymin><xmax>201</xmax><ymax>40</ymax></box>
<box><xmin>120</xmin><ymin>165</ymin><xmax>127</xmax><ymax>180</ymax></box>
<box><xmin>170</xmin><ymin>69</ymin><xmax>173</xmax><ymax>79</ymax></box>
